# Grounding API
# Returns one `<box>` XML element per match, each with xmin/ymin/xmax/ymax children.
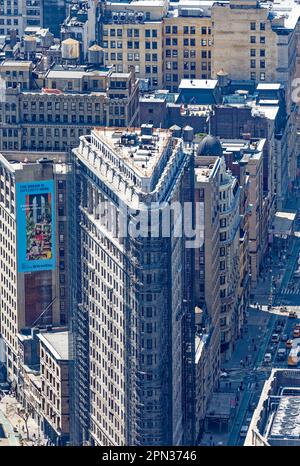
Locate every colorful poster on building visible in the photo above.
<box><xmin>16</xmin><ymin>180</ymin><xmax>56</xmax><ymax>272</ymax></box>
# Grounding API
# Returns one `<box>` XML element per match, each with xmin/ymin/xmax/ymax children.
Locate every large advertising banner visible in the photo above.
<box><xmin>16</xmin><ymin>180</ymin><xmax>56</xmax><ymax>273</ymax></box>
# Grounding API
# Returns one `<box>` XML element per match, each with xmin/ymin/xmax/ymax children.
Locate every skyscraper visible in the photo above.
<box><xmin>70</xmin><ymin>125</ymin><xmax>196</xmax><ymax>445</ymax></box>
<box><xmin>0</xmin><ymin>151</ymin><xmax>70</xmax><ymax>386</ymax></box>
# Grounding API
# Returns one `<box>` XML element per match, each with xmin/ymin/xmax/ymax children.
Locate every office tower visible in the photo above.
<box><xmin>0</xmin><ymin>151</ymin><xmax>70</xmax><ymax>385</ymax></box>
<box><xmin>100</xmin><ymin>0</ymin><xmax>213</xmax><ymax>91</ymax></box>
<box><xmin>194</xmin><ymin>153</ymin><xmax>221</xmax><ymax>437</ymax></box>
<box><xmin>212</xmin><ymin>0</ymin><xmax>299</xmax><ymax>96</ymax></box>
<box><xmin>0</xmin><ymin>59</ymin><xmax>139</xmax><ymax>152</ymax></box>
<box><xmin>38</xmin><ymin>329</ymin><xmax>70</xmax><ymax>445</ymax></box>
<box><xmin>196</xmin><ymin>135</ymin><xmax>242</xmax><ymax>361</ymax></box>
<box><xmin>61</xmin><ymin>0</ymin><xmax>98</xmax><ymax>59</ymax></box>
<box><xmin>222</xmin><ymin>138</ymin><xmax>265</xmax><ymax>289</ymax></box>
<box><xmin>163</xmin><ymin>2</ymin><xmax>213</xmax><ymax>91</ymax></box>
<box><xmin>43</xmin><ymin>0</ymin><xmax>70</xmax><ymax>38</ymax></box>
<box><xmin>70</xmin><ymin>125</ymin><xmax>195</xmax><ymax>445</ymax></box>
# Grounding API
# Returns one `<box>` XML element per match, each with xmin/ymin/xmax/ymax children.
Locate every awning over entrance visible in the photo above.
<box><xmin>269</xmin><ymin>211</ymin><xmax>296</xmax><ymax>238</ymax></box>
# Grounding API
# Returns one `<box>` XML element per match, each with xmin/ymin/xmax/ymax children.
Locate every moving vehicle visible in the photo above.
<box><xmin>271</xmin><ymin>333</ymin><xmax>280</xmax><ymax>343</ymax></box>
<box><xmin>240</xmin><ymin>425</ymin><xmax>249</xmax><ymax>438</ymax></box>
<box><xmin>277</xmin><ymin>348</ymin><xmax>287</xmax><ymax>361</ymax></box>
<box><xmin>281</xmin><ymin>333</ymin><xmax>288</xmax><ymax>342</ymax></box>
<box><xmin>288</xmin><ymin>347</ymin><xmax>300</xmax><ymax>366</ymax></box>
<box><xmin>286</xmin><ymin>339</ymin><xmax>293</xmax><ymax>348</ymax></box>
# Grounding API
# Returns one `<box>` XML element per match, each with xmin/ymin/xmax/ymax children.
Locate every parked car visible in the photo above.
<box><xmin>286</xmin><ymin>339</ymin><xmax>294</xmax><ymax>348</ymax></box>
<box><xmin>271</xmin><ymin>333</ymin><xmax>280</xmax><ymax>343</ymax></box>
<box><xmin>264</xmin><ymin>353</ymin><xmax>272</xmax><ymax>364</ymax></box>
<box><xmin>281</xmin><ymin>333</ymin><xmax>288</xmax><ymax>342</ymax></box>
<box><xmin>293</xmin><ymin>329</ymin><xmax>300</xmax><ymax>338</ymax></box>
<box><xmin>277</xmin><ymin>348</ymin><xmax>287</xmax><ymax>361</ymax></box>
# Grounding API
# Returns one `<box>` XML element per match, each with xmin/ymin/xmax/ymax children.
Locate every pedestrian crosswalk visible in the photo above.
<box><xmin>281</xmin><ymin>287</ymin><xmax>300</xmax><ymax>295</ymax></box>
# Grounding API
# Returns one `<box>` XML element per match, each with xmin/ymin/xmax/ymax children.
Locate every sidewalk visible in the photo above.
<box><xmin>0</xmin><ymin>394</ymin><xmax>47</xmax><ymax>446</ymax></box>
<box><xmin>0</xmin><ymin>403</ymin><xmax>20</xmax><ymax>446</ymax></box>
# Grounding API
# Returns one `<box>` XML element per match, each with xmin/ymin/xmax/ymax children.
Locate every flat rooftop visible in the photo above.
<box><xmin>38</xmin><ymin>331</ymin><xmax>69</xmax><ymax>361</ymax></box>
<box><xmin>221</xmin><ymin>138</ymin><xmax>265</xmax><ymax>160</ymax></box>
<box><xmin>0</xmin><ymin>60</ymin><xmax>32</xmax><ymax>68</ymax></box>
<box><xmin>46</xmin><ymin>65</ymin><xmax>111</xmax><ymax>80</ymax></box>
<box><xmin>0</xmin><ymin>151</ymin><xmax>69</xmax><ymax>173</ymax></box>
<box><xmin>270</xmin><ymin>396</ymin><xmax>300</xmax><ymax>439</ymax></box>
<box><xmin>179</xmin><ymin>79</ymin><xmax>218</xmax><ymax>90</ymax></box>
<box><xmin>91</xmin><ymin>127</ymin><xmax>172</xmax><ymax>179</ymax></box>
<box><xmin>256</xmin><ymin>83</ymin><xmax>281</xmax><ymax>91</ymax></box>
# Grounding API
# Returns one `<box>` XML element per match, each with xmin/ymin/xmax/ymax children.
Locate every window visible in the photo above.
<box><xmin>183</xmin><ymin>26</ymin><xmax>189</xmax><ymax>34</ymax></box>
<box><xmin>250</xmin><ymin>59</ymin><xmax>256</xmax><ymax>68</ymax></box>
<box><xmin>201</xmin><ymin>27</ymin><xmax>207</xmax><ymax>34</ymax></box>
<box><xmin>260</xmin><ymin>72</ymin><xmax>265</xmax><ymax>81</ymax></box>
<box><xmin>250</xmin><ymin>36</ymin><xmax>256</xmax><ymax>44</ymax></box>
<box><xmin>165</xmin><ymin>26</ymin><xmax>171</xmax><ymax>34</ymax></box>
<box><xmin>260</xmin><ymin>60</ymin><xmax>265</xmax><ymax>69</ymax></box>
<box><xmin>250</xmin><ymin>49</ymin><xmax>256</xmax><ymax>57</ymax></box>
<box><xmin>250</xmin><ymin>72</ymin><xmax>256</xmax><ymax>81</ymax></box>
<box><xmin>260</xmin><ymin>49</ymin><xmax>265</xmax><ymax>57</ymax></box>
<box><xmin>220</xmin><ymin>218</ymin><xmax>226</xmax><ymax>228</ymax></box>
<box><xmin>260</xmin><ymin>22</ymin><xmax>265</xmax><ymax>31</ymax></box>
<box><xmin>260</xmin><ymin>36</ymin><xmax>265</xmax><ymax>44</ymax></box>
<box><xmin>220</xmin><ymin>232</ymin><xmax>227</xmax><ymax>241</ymax></box>
<box><xmin>250</xmin><ymin>22</ymin><xmax>256</xmax><ymax>30</ymax></box>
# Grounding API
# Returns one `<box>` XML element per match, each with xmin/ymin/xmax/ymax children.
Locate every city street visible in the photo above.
<box><xmin>200</xmin><ymin>192</ymin><xmax>300</xmax><ymax>446</ymax></box>
<box><xmin>0</xmin><ymin>394</ymin><xmax>46</xmax><ymax>446</ymax></box>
